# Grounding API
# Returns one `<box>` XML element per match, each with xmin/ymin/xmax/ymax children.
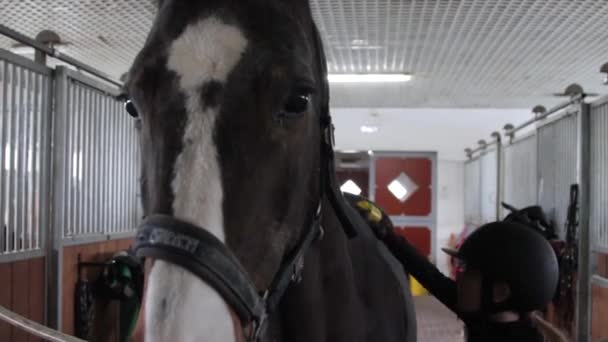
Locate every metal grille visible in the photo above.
<box><xmin>590</xmin><ymin>98</ymin><xmax>608</xmax><ymax>251</ymax></box>
<box><xmin>2</xmin><ymin>1</ymin><xmax>608</xmax><ymax>107</ymax></box>
<box><xmin>54</xmin><ymin>69</ymin><xmax>139</xmax><ymax>239</ymax></box>
<box><xmin>464</xmin><ymin>158</ymin><xmax>481</xmax><ymax>226</ymax></box>
<box><xmin>537</xmin><ymin>112</ymin><xmax>578</xmax><ymax>237</ymax></box>
<box><xmin>0</xmin><ymin>50</ymin><xmax>52</xmax><ymax>254</ymax></box>
<box><xmin>479</xmin><ymin>149</ymin><xmax>497</xmax><ymax>223</ymax></box>
<box><xmin>503</xmin><ymin>134</ymin><xmax>537</xmax><ymax>214</ymax></box>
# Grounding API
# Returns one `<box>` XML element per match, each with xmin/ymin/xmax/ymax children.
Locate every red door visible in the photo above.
<box><xmin>372</xmin><ymin>153</ymin><xmax>436</xmax><ymax>258</ymax></box>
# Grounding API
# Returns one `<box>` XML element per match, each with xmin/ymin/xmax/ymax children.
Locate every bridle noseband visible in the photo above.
<box><xmin>133</xmin><ymin>24</ymin><xmax>358</xmax><ymax>342</ymax></box>
<box><xmin>134</xmin><ymin>206</ymin><xmax>323</xmax><ymax>341</ymax></box>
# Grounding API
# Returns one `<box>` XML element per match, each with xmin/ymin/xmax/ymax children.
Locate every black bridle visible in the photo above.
<box><xmin>132</xmin><ymin>25</ymin><xmax>358</xmax><ymax>341</ymax></box>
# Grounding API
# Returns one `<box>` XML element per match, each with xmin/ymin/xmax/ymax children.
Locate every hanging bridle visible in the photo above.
<box><xmin>132</xmin><ymin>25</ymin><xmax>358</xmax><ymax>341</ymax></box>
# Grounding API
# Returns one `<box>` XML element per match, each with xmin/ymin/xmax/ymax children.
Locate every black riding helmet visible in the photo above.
<box><xmin>443</xmin><ymin>221</ymin><xmax>559</xmax><ymax>313</ymax></box>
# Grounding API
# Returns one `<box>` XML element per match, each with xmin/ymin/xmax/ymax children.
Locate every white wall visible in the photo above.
<box><xmin>332</xmin><ymin>108</ymin><xmax>531</xmax><ymax>161</ymax></box>
<box><xmin>436</xmin><ymin>160</ymin><xmax>465</xmax><ymax>276</ymax></box>
<box><xmin>332</xmin><ymin>107</ymin><xmax>529</xmax><ymax>275</ymax></box>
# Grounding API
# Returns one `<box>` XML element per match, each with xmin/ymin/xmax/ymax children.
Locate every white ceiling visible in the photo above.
<box><xmin>1</xmin><ymin>0</ymin><xmax>608</xmax><ymax>109</ymax></box>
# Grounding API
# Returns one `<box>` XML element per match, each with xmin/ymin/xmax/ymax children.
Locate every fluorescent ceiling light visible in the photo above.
<box><xmin>328</xmin><ymin>73</ymin><xmax>412</xmax><ymax>83</ymax></box>
<box><xmin>360</xmin><ymin>125</ymin><xmax>379</xmax><ymax>133</ymax></box>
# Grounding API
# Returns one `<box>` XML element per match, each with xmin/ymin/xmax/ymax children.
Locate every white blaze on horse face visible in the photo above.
<box><xmin>144</xmin><ymin>16</ymin><xmax>248</xmax><ymax>342</ymax></box>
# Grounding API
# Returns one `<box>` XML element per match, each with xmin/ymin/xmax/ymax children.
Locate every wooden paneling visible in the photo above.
<box><xmin>0</xmin><ymin>257</ymin><xmax>45</xmax><ymax>342</ymax></box>
<box><xmin>592</xmin><ymin>283</ymin><xmax>608</xmax><ymax>341</ymax></box>
<box><xmin>0</xmin><ymin>262</ymin><xmax>13</xmax><ymax>341</ymax></box>
<box><xmin>597</xmin><ymin>253</ymin><xmax>608</xmax><ymax>277</ymax></box>
<box><xmin>28</xmin><ymin>258</ymin><xmax>45</xmax><ymax>342</ymax></box>
<box><xmin>592</xmin><ymin>253</ymin><xmax>608</xmax><ymax>341</ymax></box>
<box><xmin>61</xmin><ymin>238</ymin><xmax>133</xmax><ymax>340</ymax></box>
<box><xmin>12</xmin><ymin>260</ymin><xmax>30</xmax><ymax>342</ymax></box>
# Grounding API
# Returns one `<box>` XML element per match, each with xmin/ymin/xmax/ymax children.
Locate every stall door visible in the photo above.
<box><xmin>371</xmin><ymin>153</ymin><xmax>437</xmax><ymax>259</ymax></box>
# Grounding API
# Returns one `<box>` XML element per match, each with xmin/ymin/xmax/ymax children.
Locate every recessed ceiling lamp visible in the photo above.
<box><xmin>360</xmin><ymin>125</ymin><xmax>379</xmax><ymax>133</ymax></box>
<box><xmin>328</xmin><ymin>73</ymin><xmax>412</xmax><ymax>83</ymax></box>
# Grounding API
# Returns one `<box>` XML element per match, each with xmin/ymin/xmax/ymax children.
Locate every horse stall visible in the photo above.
<box><xmin>0</xmin><ymin>43</ymin><xmax>140</xmax><ymax>341</ymax></box>
<box><xmin>463</xmin><ymin>140</ymin><xmax>499</xmax><ymax>228</ymax></box>
<box><xmin>50</xmin><ymin>67</ymin><xmax>140</xmax><ymax>339</ymax></box>
<box><xmin>0</xmin><ymin>48</ymin><xmax>51</xmax><ymax>342</ymax></box>
<box><xmin>502</xmin><ymin>133</ymin><xmax>537</xmax><ymax>215</ymax></box>
<box><xmin>464</xmin><ymin>95</ymin><xmax>608</xmax><ymax>341</ymax></box>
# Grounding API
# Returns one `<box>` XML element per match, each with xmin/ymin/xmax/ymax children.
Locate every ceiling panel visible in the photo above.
<box><xmin>1</xmin><ymin>0</ymin><xmax>607</xmax><ymax>108</ymax></box>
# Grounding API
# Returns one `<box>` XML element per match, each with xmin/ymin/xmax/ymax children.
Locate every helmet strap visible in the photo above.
<box><xmin>481</xmin><ymin>276</ymin><xmax>515</xmax><ymax>315</ymax></box>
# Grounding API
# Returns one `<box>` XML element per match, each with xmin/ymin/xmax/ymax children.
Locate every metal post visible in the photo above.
<box><xmin>576</xmin><ymin>102</ymin><xmax>591</xmax><ymax>342</ymax></box>
<box><xmin>47</xmin><ymin>66</ymin><xmax>69</xmax><ymax>330</ymax></box>
<box><xmin>492</xmin><ymin>132</ymin><xmax>503</xmax><ymax>220</ymax></box>
<box><xmin>41</xmin><ymin>70</ymin><xmax>53</xmax><ymax>327</ymax></box>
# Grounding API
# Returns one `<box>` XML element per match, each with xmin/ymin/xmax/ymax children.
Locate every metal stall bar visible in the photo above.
<box><xmin>110</xmin><ymin>96</ymin><xmax>118</xmax><ymax>234</ymax></box>
<box><xmin>0</xmin><ymin>48</ymin><xmax>50</xmax><ymax>261</ymax></box>
<box><xmin>84</xmin><ymin>82</ymin><xmax>93</xmax><ymax>235</ymax></box>
<box><xmin>8</xmin><ymin>62</ymin><xmax>17</xmax><ymax>252</ymax></box>
<box><xmin>26</xmin><ymin>68</ymin><xmax>35</xmax><ymax>249</ymax></box>
<box><xmin>1</xmin><ymin>59</ymin><xmax>7</xmax><ymax>254</ymax></box>
<box><xmin>92</xmin><ymin>91</ymin><xmax>100</xmax><ymax>235</ymax></box>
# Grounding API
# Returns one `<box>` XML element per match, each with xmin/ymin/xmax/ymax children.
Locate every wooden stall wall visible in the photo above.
<box><xmin>0</xmin><ymin>257</ymin><xmax>46</xmax><ymax>342</ymax></box>
<box><xmin>62</xmin><ymin>238</ymin><xmax>133</xmax><ymax>341</ymax></box>
<box><xmin>592</xmin><ymin>253</ymin><xmax>608</xmax><ymax>341</ymax></box>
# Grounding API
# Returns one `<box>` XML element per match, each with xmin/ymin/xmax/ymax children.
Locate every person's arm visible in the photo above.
<box><xmin>345</xmin><ymin>194</ymin><xmax>459</xmax><ymax>312</ymax></box>
<box><xmin>381</xmin><ymin>230</ymin><xmax>458</xmax><ymax>313</ymax></box>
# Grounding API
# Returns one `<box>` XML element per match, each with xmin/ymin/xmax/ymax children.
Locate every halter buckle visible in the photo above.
<box><xmin>249</xmin><ymin>291</ymin><xmax>269</xmax><ymax>342</ymax></box>
<box><xmin>324</xmin><ymin>124</ymin><xmax>335</xmax><ymax>147</ymax></box>
<box><xmin>291</xmin><ymin>256</ymin><xmax>305</xmax><ymax>283</ymax></box>
<box><xmin>250</xmin><ymin>311</ymin><xmax>268</xmax><ymax>342</ymax></box>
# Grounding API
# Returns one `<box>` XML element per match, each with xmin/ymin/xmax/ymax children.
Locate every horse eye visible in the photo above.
<box><xmin>283</xmin><ymin>93</ymin><xmax>310</xmax><ymax>115</ymax></box>
<box><xmin>124</xmin><ymin>99</ymin><xmax>139</xmax><ymax>118</ymax></box>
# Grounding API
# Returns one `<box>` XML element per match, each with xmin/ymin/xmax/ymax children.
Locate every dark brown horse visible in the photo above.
<box><xmin>123</xmin><ymin>1</ymin><xmax>416</xmax><ymax>341</ymax></box>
